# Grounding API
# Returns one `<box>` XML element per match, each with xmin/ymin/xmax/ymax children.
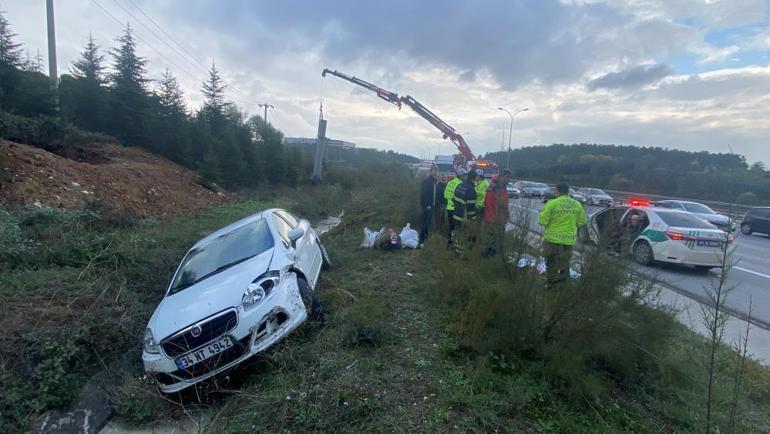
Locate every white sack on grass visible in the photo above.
<box><xmin>361</xmin><ymin>227</ymin><xmax>383</xmax><ymax>248</ymax></box>
<box><xmin>399</xmin><ymin>223</ymin><xmax>419</xmax><ymax>249</ymax></box>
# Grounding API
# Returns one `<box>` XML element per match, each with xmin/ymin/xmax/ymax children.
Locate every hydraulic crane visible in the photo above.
<box><xmin>322</xmin><ymin>69</ymin><xmax>483</xmax><ymax>167</ymax></box>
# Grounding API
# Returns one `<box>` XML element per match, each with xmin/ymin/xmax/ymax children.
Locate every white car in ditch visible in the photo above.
<box><xmin>142</xmin><ymin>208</ymin><xmax>331</xmax><ymax>393</ymax></box>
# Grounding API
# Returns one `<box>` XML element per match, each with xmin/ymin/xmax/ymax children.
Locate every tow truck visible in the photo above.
<box><xmin>322</xmin><ymin>69</ymin><xmax>499</xmax><ymax>178</ymax></box>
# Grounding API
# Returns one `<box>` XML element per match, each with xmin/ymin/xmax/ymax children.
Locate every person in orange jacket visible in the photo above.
<box><xmin>484</xmin><ymin>170</ymin><xmax>511</xmax><ymax>224</ymax></box>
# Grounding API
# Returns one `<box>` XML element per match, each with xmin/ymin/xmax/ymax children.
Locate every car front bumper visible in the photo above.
<box><xmin>142</xmin><ymin>274</ymin><xmax>308</xmax><ymax>393</ymax></box>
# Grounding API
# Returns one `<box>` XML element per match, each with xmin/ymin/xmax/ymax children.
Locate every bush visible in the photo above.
<box><xmin>0</xmin><ymin>111</ymin><xmax>112</xmax><ymax>152</ymax></box>
<box><xmin>735</xmin><ymin>191</ymin><xmax>759</xmax><ymax>205</ymax></box>
<box><xmin>423</xmin><ymin>222</ymin><xmax>672</xmax><ymax>403</ymax></box>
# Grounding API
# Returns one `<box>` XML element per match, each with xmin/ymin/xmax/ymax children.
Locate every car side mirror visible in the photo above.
<box><xmin>288</xmin><ymin>227</ymin><xmax>305</xmax><ymax>247</ymax></box>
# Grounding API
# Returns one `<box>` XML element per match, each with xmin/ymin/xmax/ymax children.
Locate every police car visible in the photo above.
<box><xmin>587</xmin><ymin>199</ymin><xmax>735</xmax><ymax>269</ymax></box>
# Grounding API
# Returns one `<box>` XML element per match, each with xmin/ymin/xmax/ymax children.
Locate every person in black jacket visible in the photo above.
<box><xmin>419</xmin><ymin>166</ymin><xmax>439</xmax><ymax>244</ymax></box>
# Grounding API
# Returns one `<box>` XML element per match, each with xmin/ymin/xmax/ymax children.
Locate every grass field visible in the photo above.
<box><xmin>2</xmin><ymin>171</ymin><xmax>770</xmax><ymax>433</ymax></box>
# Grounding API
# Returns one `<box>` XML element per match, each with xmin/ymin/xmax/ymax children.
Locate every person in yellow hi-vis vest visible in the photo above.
<box><xmin>538</xmin><ymin>182</ymin><xmax>586</xmax><ymax>285</ymax></box>
<box><xmin>474</xmin><ymin>169</ymin><xmax>489</xmax><ymax>220</ymax></box>
<box><xmin>444</xmin><ymin>168</ymin><xmax>466</xmax><ymax>240</ymax></box>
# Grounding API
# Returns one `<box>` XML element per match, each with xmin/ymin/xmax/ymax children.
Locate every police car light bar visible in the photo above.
<box><xmin>628</xmin><ymin>198</ymin><xmax>651</xmax><ymax>207</ymax></box>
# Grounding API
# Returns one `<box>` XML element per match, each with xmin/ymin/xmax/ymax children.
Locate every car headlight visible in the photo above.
<box><xmin>242</xmin><ymin>270</ymin><xmax>280</xmax><ymax>310</ymax></box>
<box><xmin>143</xmin><ymin>328</ymin><xmax>160</xmax><ymax>354</ymax></box>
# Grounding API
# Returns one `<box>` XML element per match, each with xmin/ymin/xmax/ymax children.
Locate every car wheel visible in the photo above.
<box><xmin>633</xmin><ymin>241</ymin><xmax>655</xmax><ymax>266</ymax></box>
<box><xmin>317</xmin><ymin>240</ymin><xmax>332</xmax><ymax>270</ymax></box>
<box><xmin>297</xmin><ymin>277</ymin><xmax>324</xmax><ymax>322</ymax></box>
<box><xmin>740</xmin><ymin>222</ymin><xmax>753</xmax><ymax>235</ymax></box>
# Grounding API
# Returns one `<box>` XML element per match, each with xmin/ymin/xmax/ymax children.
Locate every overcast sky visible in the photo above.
<box><xmin>3</xmin><ymin>0</ymin><xmax>769</xmax><ymax>163</ymax></box>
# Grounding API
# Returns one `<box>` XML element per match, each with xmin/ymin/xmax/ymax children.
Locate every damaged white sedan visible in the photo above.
<box><xmin>142</xmin><ymin>208</ymin><xmax>330</xmax><ymax>393</ymax></box>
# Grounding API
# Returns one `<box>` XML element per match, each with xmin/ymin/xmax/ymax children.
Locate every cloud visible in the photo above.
<box><xmin>587</xmin><ymin>64</ymin><xmax>672</xmax><ymax>91</ymax></box>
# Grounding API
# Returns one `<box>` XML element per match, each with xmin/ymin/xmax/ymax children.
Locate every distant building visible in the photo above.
<box><xmin>283</xmin><ymin>137</ymin><xmax>357</xmax><ymax>150</ymax></box>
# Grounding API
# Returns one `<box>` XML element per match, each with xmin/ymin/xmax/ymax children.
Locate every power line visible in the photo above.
<box><xmin>120</xmin><ymin>0</ymin><xmax>258</xmax><ymax>103</ymax></box>
<box><xmin>90</xmin><ymin>0</ymin><xmax>260</xmax><ymax>110</ymax></box>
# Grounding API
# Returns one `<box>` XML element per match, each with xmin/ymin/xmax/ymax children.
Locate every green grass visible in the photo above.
<box><xmin>2</xmin><ymin>171</ymin><xmax>770</xmax><ymax>433</ymax></box>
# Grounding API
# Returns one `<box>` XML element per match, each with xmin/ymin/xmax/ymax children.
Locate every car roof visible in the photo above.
<box><xmin>192</xmin><ymin>208</ymin><xmax>279</xmax><ymax>249</ymax></box>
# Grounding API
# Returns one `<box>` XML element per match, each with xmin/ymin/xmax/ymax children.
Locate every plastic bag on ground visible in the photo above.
<box><xmin>399</xmin><ymin>223</ymin><xmax>419</xmax><ymax>249</ymax></box>
<box><xmin>516</xmin><ymin>254</ymin><xmax>580</xmax><ymax>278</ymax></box>
<box><xmin>361</xmin><ymin>227</ymin><xmax>383</xmax><ymax>248</ymax></box>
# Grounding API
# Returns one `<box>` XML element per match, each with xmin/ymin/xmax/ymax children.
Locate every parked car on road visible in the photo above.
<box><xmin>514</xmin><ymin>181</ymin><xmax>549</xmax><ymax>198</ymax></box>
<box><xmin>587</xmin><ymin>200</ymin><xmax>734</xmax><ymax>270</ymax></box>
<box><xmin>577</xmin><ymin>188</ymin><xmax>614</xmax><ymax>207</ymax></box>
<box><xmin>142</xmin><ymin>208</ymin><xmax>330</xmax><ymax>393</ymax></box>
<box><xmin>653</xmin><ymin>200</ymin><xmax>734</xmax><ymax>232</ymax></box>
<box><xmin>506</xmin><ymin>182</ymin><xmax>521</xmax><ymax>198</ymax></box>
<box><xmin>741</xmin><ymin>207</ymin><xmax>770</xmax><ymax>236</ymax></box>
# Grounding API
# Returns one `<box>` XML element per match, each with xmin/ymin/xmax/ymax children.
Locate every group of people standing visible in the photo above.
<box><xmin>420</xmin><ymin>169</ymin><xmax>587</xmax><ymax>286</ymax></box>
<box><xmin>419</xmin><ymin>166</ymin><xmax>512</xmax><ymax>246</ymax></box>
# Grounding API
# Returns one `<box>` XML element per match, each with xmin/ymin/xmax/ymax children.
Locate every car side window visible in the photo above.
<box><xmin>271</xmin><ymin>214</ymin><xmax>293</xmax><ymax>246</ymax></box>
<box><xmin>276</xmin><ymin>210</ymin><xmax>299</xmax><ymax>228</ymax></box>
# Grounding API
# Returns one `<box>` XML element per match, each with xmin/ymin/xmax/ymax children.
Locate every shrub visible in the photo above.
<box><xmin>0</xmin><ymin>111</ymin><xmax>112</xmax><ymax>152</ymax></box>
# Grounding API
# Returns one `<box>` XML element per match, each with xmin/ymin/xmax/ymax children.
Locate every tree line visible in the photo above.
<box><xmin>484</xmin><ymin>143</ymin><xmax>770</xmax><ymax>205</ymax></box>
<box><xmin>0</xmin><ymin>11</ymin><xmax>301</xmax><ymax>188</ymax></box>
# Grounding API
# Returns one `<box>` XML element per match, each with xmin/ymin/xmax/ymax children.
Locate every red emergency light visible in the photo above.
<box><xmin>628</xmin><ymin>198</ymin><xmax>651</xmax><ymax>207</ymax></box>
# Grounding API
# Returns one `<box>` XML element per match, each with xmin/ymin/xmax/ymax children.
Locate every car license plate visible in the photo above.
<box><xmin>175</xmin><ymin>336</ymin><xmax>233</xmax><ymax>369</ymax></box>
<box><xmin>697</xmin><ymin>240</ymin><xmax>722</xmax><ymax>248</ymax></box>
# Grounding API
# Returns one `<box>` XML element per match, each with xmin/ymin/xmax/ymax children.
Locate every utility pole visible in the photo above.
<box><xmin>46</xmin><ymin>0</ymin><xmax>58</xmax><ymax>111</ymax></box>
<box><xmin>311</xmin><ymin>103</ymin><xmax>327</xmax><ymax>181</ymax></box>
<box><xmin>258</xmin><ymin>103</ymin><xmax>274</xmax><ymax>125</ymax></box>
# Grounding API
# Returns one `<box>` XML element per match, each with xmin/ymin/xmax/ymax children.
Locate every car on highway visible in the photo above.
<box><xmin>142</xmin><ymin>208</ymin><xmax>330</xmax><ymax>393</ymax></box>
<box><xmin>542</xmin><ymin>187</ymin><xmax>582</xmax><ymax>203</ymax></box>
<box><xmin>576</xmin><ymin>188</ymin><xmax>614</xmax><ymax>207</ymax></box>
<box><xmin>653</xmin><ymin>200</ymin><xmax>734</xmax><ymax>232</ymax></box>
<box><xmin>506</xmin><ymin>182</ymin><xmax>521</xmax><ymax>198</ymax></box>
<box><xmin>587</xmin><ymin>200</ymin><xmax>735</xmax><ymax>269</ymax></box>
<box><xmin>514</xmin><ymin>180</ymin><xmax>549</xmax><ymax>198</ymax></box>
<box><xmin>741</xmin><ymin>207</ymin><xmax>770</xmax><ymax>236</ymax></box>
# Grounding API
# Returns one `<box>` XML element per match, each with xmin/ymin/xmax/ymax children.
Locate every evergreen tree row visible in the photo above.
<box><xmin>0</xmin><ymin>11</ymin><xmax>298</xmax><ymax>188</ymax></box>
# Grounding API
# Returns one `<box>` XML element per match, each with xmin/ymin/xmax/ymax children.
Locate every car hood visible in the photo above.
<box><xmin>147</xmin><ymin>249</ymin><xmax>273</xmax><ymax>340</ymax></box>
<box><xmin>591</xmin><ymin>194</ymin><xmax>612</xmax><ymax>200</ymax></box>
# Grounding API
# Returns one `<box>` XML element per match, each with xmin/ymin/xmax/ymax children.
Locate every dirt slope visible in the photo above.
<box><xmin>0</xmin><ymin>140</ymin><xmax>229</xmax><ymax>218</ymax></box>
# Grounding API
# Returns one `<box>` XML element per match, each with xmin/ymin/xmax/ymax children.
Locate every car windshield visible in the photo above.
<box><xmin>683</xmin><ymin>202</ymin><xmax>715</xmax><ymax>214</ymax></box>
<box><xmin>589</xmin><ymin>188</ymin><xmax>607</xmax><ymax>195</ymax></box>
<box><xmin>656</xmin><ymin>211</ymin><xmax>716</xmax><ymax>229</ymax></box>
<box><xmin>169</xmin><ymin>218</ymin><xmax>274</xmax><ymax>294</ymax></box>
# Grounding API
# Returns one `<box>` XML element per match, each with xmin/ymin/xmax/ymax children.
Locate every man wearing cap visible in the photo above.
<box><xmin>538</xmin><ymin>182</ymin><xmax>586</xmax><ymax>286</ymax></box>
<box><xmin>444</xmin><ymin>168</ymin><xmax>466</xmax><ymax>241</ymax></box>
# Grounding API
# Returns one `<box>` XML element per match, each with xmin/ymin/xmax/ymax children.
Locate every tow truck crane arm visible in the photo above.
<box><xmin>322</xmin><ymin>69</ymin><xmax>401</xmax><ymax>109</ymax></box>
<box><xmin>321</xmin><ymin>68</ymin><xmax>476</xmax><ymax>161</ymax></box>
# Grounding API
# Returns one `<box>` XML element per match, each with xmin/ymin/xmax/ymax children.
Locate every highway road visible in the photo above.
<box><xmin>509</xmin><ymin>198</ymin><xmax>770</xmax><ymax>329</ymax></box>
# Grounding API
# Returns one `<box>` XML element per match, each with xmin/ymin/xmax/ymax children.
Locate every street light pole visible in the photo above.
<box><xmin>497</xmin><ymin>107</ymin><xmax>528</xmax><ymax>170</ymax></box>
<box><xmin>46</xmin><ymin>0</ymin><xmax>58</xmax><ymax>112</ymax></box>
<box><xmin>258</xmin><ymin>103</ymin><xmax>274</xmax><ymax>125</ymax></box>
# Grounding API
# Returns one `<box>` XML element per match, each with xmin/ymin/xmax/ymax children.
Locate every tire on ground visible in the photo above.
<box><xmin>297</xmin><ymin>277</ymin><xmax>324</xmax><ymax>322</ymax></box>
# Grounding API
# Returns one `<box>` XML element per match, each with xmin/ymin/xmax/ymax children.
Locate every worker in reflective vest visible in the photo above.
<box><xmin>444</xmin><ymin>168</ymin><xmax>466</xmax><ymax>239</ymax></box>
<box><xmin>452</xmin><ymin>170</ymin><xmax>478</xmax><ymax>224</ymax></box>
<box><xmin>538</xmin><ymin>182</ymin><xmax>586</xmax><ymax>286</ymax></box>
<box><xmin>474</xmin><ymin>169</ymin><xmax>489</xmax><ymax>220</ymax></box>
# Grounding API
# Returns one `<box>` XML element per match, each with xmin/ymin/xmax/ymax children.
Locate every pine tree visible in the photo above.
<box><xmin>157</xmin><ymin>68</ymin><xmax>186</xmax><ymax>115</ymax></box>
<box><xmin>201</xmin><ymin>62</ymin><xmax>225</xmax><ymax>113</ymax></box>
<box><xmin>21</xmin><ymin>50</ymin><xmax>43</xmax><ymax>73</ymax></box>
<box><xmin>108</xmin><ymin>24</ymin><xmax>149</xmax><ymax>145</ymax></box>
<box><xmin>71</xmin><ymin>33</ymin><xmax>105</xmax><ymax>83</ymax></box>
<box><xmin>0</xmin><ymin>10</ymin><xmax>22</xmax><ymax>67</ymax></box>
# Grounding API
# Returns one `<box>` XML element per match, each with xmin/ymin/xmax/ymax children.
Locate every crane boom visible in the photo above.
<box><xmin>321</xmin><ymin>69</ymin><xmax>401</xmax><ymax>108</ymax></box>
<box><xmin>322</xmin><ymin>68</ymin><xmax>476</xmax><ymax>161</ymax></box>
